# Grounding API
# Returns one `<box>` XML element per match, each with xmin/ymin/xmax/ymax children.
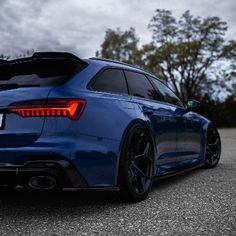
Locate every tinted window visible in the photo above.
<box><xmin>125</xmin><ymin>71</ymin><xmax>157</xmax><ymax>100</ymax></box>
<box><xmin>0</xmin><ymin>58</ymin><xmax>85</xmax><ymax>88</ymax></box>
<box><xmin>92</xmin><ymin>69</ymin><xmax>128</xmax><ymax>95</ymax></box>
<box><xmin>148</xmin><ymin>76</ymin><xmax>183</xmax><ymax>107</ymax></box>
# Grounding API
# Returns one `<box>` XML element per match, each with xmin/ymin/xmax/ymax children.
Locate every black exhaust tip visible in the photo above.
<box><xmin>28</xmin><ymin>176</ymin><xmax>57</xmax><ymax>190</ymax></box>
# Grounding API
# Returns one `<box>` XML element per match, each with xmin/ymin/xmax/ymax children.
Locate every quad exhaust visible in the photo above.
<box><xmin>28</xmin><ymin>176</ymin><xmax>57</xmax><ymax>190</ymax></box>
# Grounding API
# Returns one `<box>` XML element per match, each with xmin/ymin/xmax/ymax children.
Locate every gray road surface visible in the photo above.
<box><xmin>0</xmin><ymin>129</ymin><xmax>235</xmax><ymax>235</ymax></box>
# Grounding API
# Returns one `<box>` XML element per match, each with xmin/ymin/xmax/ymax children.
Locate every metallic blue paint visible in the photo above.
<box><xmin>0</xmin><ymin>58</ymin><xmax>211</xmax><ymax>188</ymax></box>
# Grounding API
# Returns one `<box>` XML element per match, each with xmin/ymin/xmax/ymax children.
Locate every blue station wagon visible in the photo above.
<box><xmin>0</xmin><ymin>52</ymin><xmax>221</xmax><ymax>201</ymax></box>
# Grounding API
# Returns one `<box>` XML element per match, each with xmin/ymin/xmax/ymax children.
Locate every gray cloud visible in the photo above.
<box><xmin>0</xmin><ymin>0</ymin><xmax>235</xmax><ymax>58</ymax></box>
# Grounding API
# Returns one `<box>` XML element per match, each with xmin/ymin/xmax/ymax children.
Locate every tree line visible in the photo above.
<box><xmin>96</xmin><ymin>9</ymin><xmax>236</xmax><ymax>127</ymax></box>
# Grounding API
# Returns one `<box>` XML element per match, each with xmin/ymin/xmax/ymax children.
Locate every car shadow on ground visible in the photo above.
<box><xmin>0</xmin><ymin>166</ymin><xmax>212</xmax><ymax>209</ymax></box>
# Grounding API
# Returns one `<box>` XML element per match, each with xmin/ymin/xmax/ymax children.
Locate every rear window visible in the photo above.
<box><xmin>91</xmin><ymin>69</ymin><xmax>128</xmax><ymax>95</ymax></box>
<box><xmin>0</xmin><ymin>57</ymin><xmax>86</xmax><ymax>88</ymax></box>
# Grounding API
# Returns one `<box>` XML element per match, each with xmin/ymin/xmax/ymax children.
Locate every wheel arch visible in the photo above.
<box><xmin>115</xmin><ymin>118</ymin><xmax>157</xmax><ymax>185</ymax></box>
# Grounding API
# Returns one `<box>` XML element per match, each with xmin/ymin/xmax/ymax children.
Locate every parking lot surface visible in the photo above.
<box><xmin>0</xmin><ymin>129</ymin><xmax>235</xmax><ymax>235</ymax></box>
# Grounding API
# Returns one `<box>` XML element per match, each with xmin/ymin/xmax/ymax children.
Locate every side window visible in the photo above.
<box><xmin>91</xmin><ymin>69</ymin><xmax>128</xmax><ymax>95</ymax></box>
<box><xmin>148</xmin><ymin>76</ymin><xmax>184</xmax><ymax>107</ymax></box>
<box><xmin>125</xmin><ymin>71</ymin><xmax>157</xmax><ymax>100</ymax></box>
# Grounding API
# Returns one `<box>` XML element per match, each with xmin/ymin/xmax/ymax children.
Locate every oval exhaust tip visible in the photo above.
<box><xmin>29</xmin><ymin>176</ymin><xmax>57</xmax><ymax>190</ymax></box>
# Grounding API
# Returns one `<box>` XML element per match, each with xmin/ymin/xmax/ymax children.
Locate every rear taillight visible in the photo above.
<box><xmin>9</xmin><ymin>99</ymin><xmax>86</xmax><ymax>120</ymax></box>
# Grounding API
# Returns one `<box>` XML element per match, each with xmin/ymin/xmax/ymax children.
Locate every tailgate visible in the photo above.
<box><xmin>0</xmin><ymin>87</ymin><xmax>52</xmax><ymax>147</ymax></box>
<box><xmin>0</xmin><ymin>52</ymin><xmax>87</xmax><ymax>147</ymax></box>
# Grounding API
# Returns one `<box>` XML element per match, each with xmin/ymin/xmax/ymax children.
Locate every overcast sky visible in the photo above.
<box><xmin>0</xmin><ymin>0</ymin><xmax>235</xmax><ymax>58</ymax></box>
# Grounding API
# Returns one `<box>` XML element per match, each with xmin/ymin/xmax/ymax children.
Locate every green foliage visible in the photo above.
<box><xmin>96</xmin><ymin>27</ymin><xmax>141</xmax><ymax>65</ymax></box>
<box><xmin>197</xmin><ymin>97</ymin><xmax>236</xmax><ymax>127</ymax></box>
<box><xmin>146</xmin><ymin>9</ymin><xmax>235</xmax><ymax>100</ymax></box>
<box><xmin>96</xmin><ymin>9</ymin><xmax>236</xmax><ymax>127</ymax></box>
<box><xmin>97</xmin><ymin>9</ymin><xmax>236</xmax><ymax>102</ymax></box>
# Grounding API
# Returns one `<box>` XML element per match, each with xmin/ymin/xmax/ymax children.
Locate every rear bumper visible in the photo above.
<box><xmin>0</xmin><ymin>159</ymin><xmax>89</xmax><ymax>188</ymax></box>
<box><xmin>0</xmin><ymin>132</ymin><xmax>120</xmax><ymax>187</ymax></box>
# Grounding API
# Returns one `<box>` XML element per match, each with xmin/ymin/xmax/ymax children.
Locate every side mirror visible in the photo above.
<box><xmin>186</xmin><ymin>99</ymin><xmax>200</xmax><ymax>110</ymax></box>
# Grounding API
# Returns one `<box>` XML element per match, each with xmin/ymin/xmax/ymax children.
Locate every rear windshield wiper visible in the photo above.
<box><xmin>0</xmin><ymin>84</ymin><xmax>40</xmax><ymax>90</ymax></box>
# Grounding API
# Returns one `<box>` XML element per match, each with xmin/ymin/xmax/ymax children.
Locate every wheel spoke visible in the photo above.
<box><xmin>132</xmin><ymin>163</ymin><xmax>146</xmax><ymax>178</ymax></box>
<box><xmin>208</xmin><ymin>137</ymin><xmax>220</xmax><ymax>149</ymax></box>
<box><xmin>206</xmin><ymin>139</ymin><xmax>220</xmax><ymax>163</ymax></box>
<box><xmin>208</xmin><ymin>129</ymin><xmax>216</xmax><ymax>142</ymax></box>
<box><xmin>126</xmin><ymin>128</ymin><xmax>154</xmax><ymax>194</ymax></box>
<box><xmin>143</xmin><ymin>143</ymin><xmax>150</xmax><ymax>155</ymax></box>
<box><xmin>140</xmin><ymin>177</ymin><xmax>146</xmax><ymax>191</ymax></box>
<box><xmin>146</xmin><ymin>156</ymin><xmax>154</xmax><ymax>163</ymax></box>
<box><xmin>128</xmin><ymin>167</ymin><xmax>137</xmax><ymax>183</ymax></box>
<box><xmin>133</xmin><ymin>153</ymin><xmax>145</xmax><ymax>161</ymax></box>
<box><xmin>133</xmin><ymin>143</ymin><xmax>150</xmax><ymax>161</ymax></box>
<box><xmin>134</xmin><ymin>137</ymin><xmax>142</xmax><ymax>155</ymax></box>
<box><xmin>206</xmin><ymin>145</ymin><xmax>214</xmax><ymax>157</ymax></box>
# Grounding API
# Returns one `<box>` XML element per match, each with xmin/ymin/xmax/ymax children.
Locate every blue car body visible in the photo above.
<box><xmin>0</xmin><ymin>53</ymin><xmax>210</xmax><ymax>189</ymax></box>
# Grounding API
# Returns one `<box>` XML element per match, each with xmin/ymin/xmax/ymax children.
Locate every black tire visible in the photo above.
<box><xmin>118</xmin><ymin>124</ymin><xmax>155</xmax><ymax>202</ymax></box>
<box><xmin>204</xmin><ymin>127</ymin><xmax>221</xmax><ymax>168</ymax></box>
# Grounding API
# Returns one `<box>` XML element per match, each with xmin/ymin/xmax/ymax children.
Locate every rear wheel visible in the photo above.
<box><xmin>204</xmin><ymin>127</ymin><xmax>221</xmax><ymax>168</ymax></box>
<box><xmin>118</xmin><ymin>124</ymin><xmax>155</xmax><ymax>202</ymax></box>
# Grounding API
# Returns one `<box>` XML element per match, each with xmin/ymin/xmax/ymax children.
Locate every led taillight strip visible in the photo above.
<box><xmin>9</xmin><ymin>99</ymin><xmax>86</xmax><ymax>120</ymax></box>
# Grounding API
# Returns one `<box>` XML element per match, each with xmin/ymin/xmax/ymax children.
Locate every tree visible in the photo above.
<box><xmin>97</xmin><ymin>10</ymin><xmax>236</xmax><ymax>100</ymax></box>
<box><xmin>145</xmin><ymin>10</ymin><xmax>236</xmax><ymax>99</ymax></box>
<box><xmin>0</xmin><ymin>54</ymin><xmax>9</xmax><ymax>60</ymax></box>
<box><xmin>96</xmin><ymin>27</ymin><xmax>141</xmax><ymax>65</ymax></box>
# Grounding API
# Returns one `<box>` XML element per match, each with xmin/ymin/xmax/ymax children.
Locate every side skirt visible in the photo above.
<box><xmin>63</xmin><ymin>187</ymin><xmax>120</xmax><ymax>191</ymax></box>
<box><xmin>153</xmin><ymin>163</ymin><xmax>205</xmax><ymax>181</ymax></box>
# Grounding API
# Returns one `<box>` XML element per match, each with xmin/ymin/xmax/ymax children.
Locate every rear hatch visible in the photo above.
<box><xmin>0</xmin><ymin>52</ymin><xmax>87</xmax><ymax>147</ymax></box>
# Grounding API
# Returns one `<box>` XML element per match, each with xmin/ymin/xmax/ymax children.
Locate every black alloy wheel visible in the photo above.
<box><xmin>204</xmin><ymin>127</ymin><xmax>221</xmax><ymax>168</ymax></box>
<box><xmin>118</xmin><ymin>124</ymin><xmax>155</xmax><ymax>202</ymax></box>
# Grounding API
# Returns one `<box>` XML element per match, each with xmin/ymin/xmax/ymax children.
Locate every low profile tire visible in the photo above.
<box><xmin>204</xmin><ymin>127</ymin><xmax>221</xmax><ymax>168</ymax></box>
<box><xmin>118</xmin><ymin>124</ymin><xmax>155</xmax><ymax>202</ymax></box>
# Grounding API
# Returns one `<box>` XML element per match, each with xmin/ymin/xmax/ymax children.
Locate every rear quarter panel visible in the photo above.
<box><xmin>43</xmin><ymin>87</ymin><xmax>147</xmax><ymax>186</ymax></box>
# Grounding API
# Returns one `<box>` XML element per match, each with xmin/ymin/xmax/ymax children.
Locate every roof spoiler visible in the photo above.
<box><xmin>0</xmin><ymin>52</ymin><xmax>88</xmax><ymax>80</ymax></box>
<box><xmin>0</xmin><ymin>52</ymin><xmax>88</xmax><ymax>65</ymax></box>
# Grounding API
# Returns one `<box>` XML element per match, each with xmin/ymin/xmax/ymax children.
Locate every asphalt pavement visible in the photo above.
<box><xmin>0</xmin><ymin>129</ymin><xmax>235</xmax><ymax>235</ymax></box>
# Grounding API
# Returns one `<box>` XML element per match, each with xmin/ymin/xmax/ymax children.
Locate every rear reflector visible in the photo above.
<box><xmin>9</xmin><ymin>99</ymin><xmax>86</xmax><ymax>119</ymax></box>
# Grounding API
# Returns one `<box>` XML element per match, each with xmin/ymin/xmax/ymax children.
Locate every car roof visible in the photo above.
<box><xmin>88</xmin><ymin>57</ymin><xmax>148</xmax><ymax>74</ymax></box>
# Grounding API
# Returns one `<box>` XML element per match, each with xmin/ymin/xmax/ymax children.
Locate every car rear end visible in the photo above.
<box><xmin>0</xmin><ymin>52</ymin><xmax>89</xmax><ymax>190</ymax></box>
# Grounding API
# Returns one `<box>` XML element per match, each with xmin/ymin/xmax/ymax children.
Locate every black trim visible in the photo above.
<box><xmin>154</xmin><ymin>163</ymin><xmax>204</xmax><ymax>181</ymax></box>
<box><xmin>0</xmin><ymin>160</ymin><xmax>88</xmax><ymax>188</ymax></box>
<box><xmin>122</xmin><ymin>69</ymin><xmax>130</xmax><ymax>95</ymax></box>
<box><xmin>0</xmin><ymin>51</ymin><xmax>88</xmax><ymax>81</ymax></box>
<box><xmin>156</xmin><ymin>154</ymin><xmax>199</xmax><ymax>165</ymax></box>
<box><xmin>87</xmin><ymin>66</ymin><xmax>186</xmax><ymax>110</ymax></box>
<box><xmin>89</xmin><ymin>57</ymin><xmax>142</xmax><ymax>71</ymax></box>
<box><xmin>0</xmin><ymin>113</ymin><xmax>5</xmax><ymax>130</ymax></box>
<box><xmin>33</xmin><ymin>52</ymin><xmax>84</xmax><ymax>63</ymax></box>
<box><xmin>65</xmin><ymin>187</ymin><xmax>120</xmax><ymax>191</ymax></box>
<box><xmin>124</xmin><ymin>69</ymin><xmax>159</xmax><ymax>101</ymax></box>
<box><xmin>87</xmin><ymin>67</ymin><xmax>129</xmax><ymax>96</ymax></box>
<box><xmin>147</xmin><ymin>75</ymin><xmax>186</xmax><ymax>109</ymax></box>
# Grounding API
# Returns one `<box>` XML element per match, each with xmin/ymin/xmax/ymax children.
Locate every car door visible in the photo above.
<box><xmin>174</xmin><ymin>107</ymin><xmax>203</xmax><ymax>159</ymax></box>
<box><xmin>124</xmin><ymin>70</ymin><xmax>180</xmax><ymax>172</ymax></box>
<box><xmin>148</xmin><ymin>76</ymin><xmax>202</xmax><ymax>165</ymax></box>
